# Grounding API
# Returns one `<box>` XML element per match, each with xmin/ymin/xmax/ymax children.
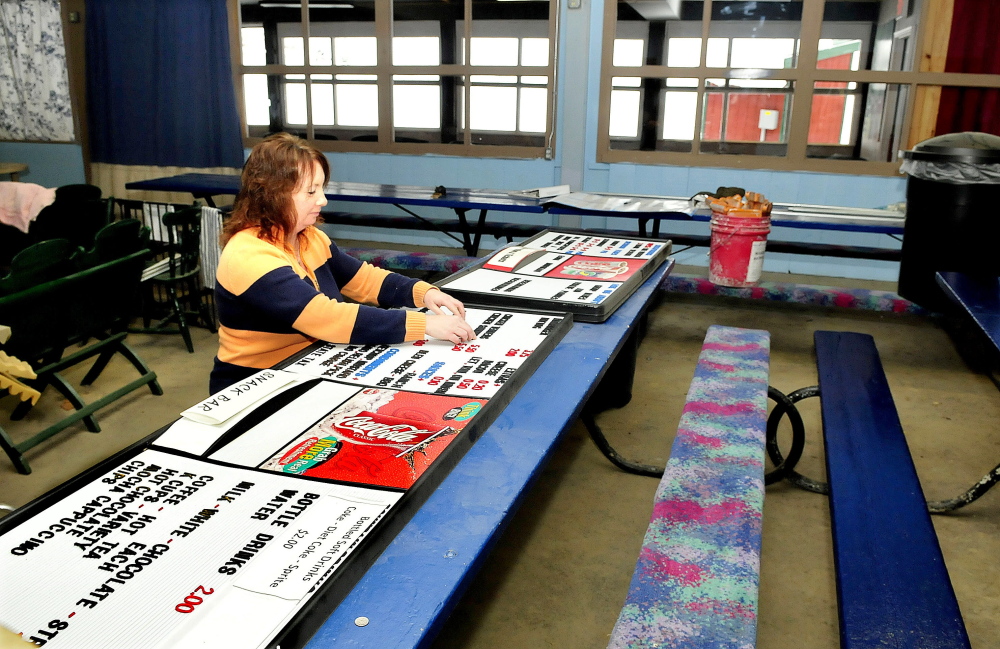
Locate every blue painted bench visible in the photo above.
<box><xmin>937</xmin><ymin>271</ymin><xmax>1000</xmax><ymax>355</ymax></box>
<box><xmin>342</xmin><ymin>245</ymin><xmax>924</xmax><ymax>319</ymax></box>
<box><xmin>814</xmin><ymin>330</ymin><xmax>971</xmax><ymax>649</ymax></box>
<box><xmin>607</xmin><ymin>325</ymin><xmax>770</xmax><ymax>648</ymax></box>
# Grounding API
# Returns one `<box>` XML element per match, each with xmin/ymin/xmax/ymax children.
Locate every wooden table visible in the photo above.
<box><xmin>0</xmin><ymin>163</ymin><xmax>27</xmax><ymax>182</ymax></box>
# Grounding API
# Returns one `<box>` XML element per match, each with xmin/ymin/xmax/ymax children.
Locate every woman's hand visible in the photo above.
<box><xmin>423</xmin><ymin>288</ymin><xmax>467</xmax><ymax>319</ymax></box>
<box><xmin>425</xmin><ymin>314</ymin><xmax>477</xmax><ymax>344</ymax></box>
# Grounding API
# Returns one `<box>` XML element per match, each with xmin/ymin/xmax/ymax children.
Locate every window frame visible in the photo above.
<box><xmin>228</xmin><ymin>0</ymin><xmax>559</xmax><ymax>159</ymax></box>
<box><xmin>596</xmin><ymin>0</ymin><xmax>1000</xmax><ymax>176</ymax></box>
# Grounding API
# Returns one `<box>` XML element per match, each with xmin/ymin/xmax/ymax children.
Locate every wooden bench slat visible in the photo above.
<box><xmin>607</xmin><ymin>325</ymin><xmax>769</xmax><ymax>649</ymax></box>
<box><xmin>815</xmin><ymin>331</ymin><xmax>971</xmax><ymax>649</ymax></box>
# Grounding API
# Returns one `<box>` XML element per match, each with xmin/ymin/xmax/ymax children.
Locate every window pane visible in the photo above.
<box><xmin>334</xmin><ymin>37</ymin><xmax>377</xmax><ymax>66</ymax></box>
<box><xmin>725</xmin><ymin>92</ymin><xmax>789</xmax><ymax>142</ymax></box>
<box><xmin>613</xmin><ymin>76</ymin><xmax>642</xmax><ymax>88</ymax></box>
<box><xmin>818</xmin><ymin>39</ymin><xmax>861</xmax><ymax>71</ymax></box>
<box><xmin>703</xmin><ymin>91</ymin><xmax>723</xmax><ymax>141</ymax></box>
<box><xmin>708</xmin><ymin>0</ymin><xmax>802</xmax><ymax>67</ymax></box>
<box><xmin>701</xmin><ymin>79</ymin><xmax>794</xmax><ymax>156</ymax></box>
<box><xmin>243</xmin><ymin>74</ymin><xmax>270</xmax><ymax>125</ymax></box>
<box><xmin>609</xmin><ymin>89</ymin><xmax>640</xmax><ymax>137</ymax></box>
<box><xmin>283</xmin><ymin>37</ymin><xmax>304</xmax><ymax>66</ymax></box>
<box><xmin>394</xmin><ymin>85</ymin><xmax>440</xmax><ymax>128</ymax></box>
<box><xmin>521</xmin><ymin>75</ymin><xmax>547</xmax><ymax>85</ymax></box>
<box><xmin>729</xmin><ymin>79</ymin><xmax>792</xmax><ymax>89</ymax></box>
<box><xmin>336</xmin><ymin>84</ymin><xmax>379</xmax><ymax>126</ymax></box>
<box><xmin>808</xmin><ymin>82</ymin><xmax>909</xmax><ymax>162</ymax></box>
<box><xmin>311</xmin><ymin>77</ymin><xmax>335</xmax><ymax>125</ymax></box>
<box><xmin>242</xmin><ymin>27</ymin><xmax>266</xmax><ymax>67</ymax></box>
<box><xmin>337</xmin><ymin>74</ymin><xmax>377</xmax><ymax>81</ymax></box>
<box><xmin>521</xmin><ymin>38</ymin><xmax>549</xmax><ymax>66</ymax></box>
<box><xmin>706</xmin><ymin>38</ymin><xmax>729</xmax><ymax>67</ymax></box>
<box><xmin>662</xmin><ymin>91</ymin><xmax>696</xmax><ymax>140</ymax></box>
<box><xmin>471</xmin><ymin>37</ymin><xmax>519</xmax><ymax>66</ymax></box>
<box><xmin>519</xmin><ymin>87</ymin><xmax>547</xmax><ymax>133</ymax></box>
<box><xmin>821</xmin><ymin>0</ymin><xmax>911</xmax><ymax>72</ymax></box>
<box><xmin>394</xmin><ymin>74</ymin><xmax>440</xmax><ymax>82</ymax></box>
<box><xmin>286</xmin><ymin>82</ymin><xmax>307</xmax><ymax>124</ymax></box>
<box><xmin>470</xmin><ymin>86</ymin><xmax>517</xmax><ymax>131</ymax></box>
<box><xmin>471</xmin><ymin>75</ymin><xmax>518</xmax><ymax>84</ymax></box>
<box><xmin>666</xmin><ymin>38</ymin><xmax>700</xmax><ymax>67</ymax></box>
<box><xmin>613</xmin><ymin>39</ymin><xmax>644</xmax><ymax>67</ymax></box>
<box><xmin>665</xmin><ymin>77</ymin><xmax>697</xmax><ymax>88</ymax></box>
<box><xmin>730</xmin><ymin>39</ymin><xmax>796</xmax><ymax>69</ymax></box>
<box><xmin>310</xmin><ymin>37</ymin><xmax>333</xmax><ymax>66</ymax></box>
<box><xmin>393</xmin><ymin>37</ymin><xmax>440</xmax><ymax>66</ymax></box>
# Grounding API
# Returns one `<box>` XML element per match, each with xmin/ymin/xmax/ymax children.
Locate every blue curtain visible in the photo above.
<box><xmin>85</xmin><ymin>0</ymin><xmax>243</xmax><ymax>168</ymax></box>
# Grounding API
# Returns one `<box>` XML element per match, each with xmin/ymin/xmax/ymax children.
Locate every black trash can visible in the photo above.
<box><xmin>898</xmin><ymin>132</ymin><xmax>1000</xmax><ymax>312</ymax></box>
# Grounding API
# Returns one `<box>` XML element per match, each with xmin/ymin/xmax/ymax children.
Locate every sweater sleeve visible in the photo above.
<box><xmin>218</xmin><ymin>233</ymin><xmax>427</xmax><ymax>344</ymax></box>
<box><xmin>326</xmin><ymin>241</ymin><xmax>435</xmax><ymax>308</ymax></box>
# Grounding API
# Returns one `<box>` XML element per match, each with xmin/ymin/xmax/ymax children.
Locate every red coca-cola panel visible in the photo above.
<box><xmin>261</xmin><ymin>389</ymin><xmax>488</xmax><ymax>489</ymax></box>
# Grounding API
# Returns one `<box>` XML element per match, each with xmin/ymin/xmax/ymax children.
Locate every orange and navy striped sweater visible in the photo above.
<box><xmin>211</xmin><ymin>226</ymin><xmax>433</xmax><ymax>392</ymax></box>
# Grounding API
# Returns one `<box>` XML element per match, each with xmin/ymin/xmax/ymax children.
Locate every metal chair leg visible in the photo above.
<box><xmin>167</xmin><ymin>285</ymin><xmax>194</xmax><ymax>353</ymax></box>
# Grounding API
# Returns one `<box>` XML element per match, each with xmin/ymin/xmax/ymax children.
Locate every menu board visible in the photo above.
<box><xmin>0</xmin><ymin>450</ymin><xmax>399</xmax><ymax>649</ymax></box>
<box><xmin>437</xmin><ymin>229</ymin><xmax>672</xmax><ymax>321</ymax></box>
<box><xmin>0</xmin><ymin>305</ymin><xmax>573</xmax><ymax>649</ymax></box>
<box><xmin>281</xmin><ymin>307</ymin><xmax>566</xmax><ymax>398</ymax></box>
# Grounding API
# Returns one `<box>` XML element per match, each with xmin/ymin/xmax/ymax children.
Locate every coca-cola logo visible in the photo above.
<box><xmin>332</xmin><ymin>411</ymin><xmax>440</xmax><ymax>445</ymax></box>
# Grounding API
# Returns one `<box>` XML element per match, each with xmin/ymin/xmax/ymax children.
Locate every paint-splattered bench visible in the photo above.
<box><xmin>605</xmin><ymin>325</ymin><xmax>770</xmax><ymax>648</ymax></box>
<box><xmin>342</xmin><ymin>247</ymin><xmax>477</xmax><ymax>276</ymax></box>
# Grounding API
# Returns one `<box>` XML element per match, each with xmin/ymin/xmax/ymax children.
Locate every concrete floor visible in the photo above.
<box><xmin>2</xmin><ymin>260</ymin><xmax>999</xmax><ymax>649</ymax></box>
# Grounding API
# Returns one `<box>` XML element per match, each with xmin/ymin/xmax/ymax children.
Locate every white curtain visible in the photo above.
<box><xmin>0</xmin><ymin>0</ymin><xmax>74</xmax><ymax>141</ymax></box>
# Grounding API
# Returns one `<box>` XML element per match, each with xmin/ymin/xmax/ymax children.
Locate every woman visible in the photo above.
<box><xmin>211</xmin><ymin>133</ymin><xmax>475</xmax><ymax>394</ymax></box>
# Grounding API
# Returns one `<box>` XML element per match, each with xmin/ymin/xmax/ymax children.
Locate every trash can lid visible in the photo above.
<box><xmin>901</xmin><ymin>132</ymin><xmax>1000</xmax><ymax>163</ymax></box>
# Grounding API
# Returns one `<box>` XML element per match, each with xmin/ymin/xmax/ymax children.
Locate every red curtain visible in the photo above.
<box><xmin>934</xmin><ymin>0</ymin><xmax>1000</xmax><ymax>135</ymax></box>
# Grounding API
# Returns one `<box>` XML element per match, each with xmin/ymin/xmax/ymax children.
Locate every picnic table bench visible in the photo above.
<box><xmin>606</xmin><ymin>325</ymin><xmax>770</xmax><ymax>648</ymax></box>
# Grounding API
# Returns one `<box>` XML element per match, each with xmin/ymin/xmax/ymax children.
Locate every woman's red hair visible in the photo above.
<box><xmin>222</xmin><ymin>132</ymin><xmax>330</xmax><ymax>247</ymax></box>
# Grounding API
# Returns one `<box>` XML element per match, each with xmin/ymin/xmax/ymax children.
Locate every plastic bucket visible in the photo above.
<box><xmin>708</xmin><ymin>213</ymin><xmax>771</xmax><ymax>287</ymax></box>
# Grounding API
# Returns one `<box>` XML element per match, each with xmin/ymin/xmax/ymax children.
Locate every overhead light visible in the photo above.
<box><xmin>625</xmin><ymin>0</ymin><xmax>681</xmax><ymax>20</ymax></box>
<box><xmin>259</xmin><ymin>3</ymin><xmax>354</xmax><ymax>8</ymax></box>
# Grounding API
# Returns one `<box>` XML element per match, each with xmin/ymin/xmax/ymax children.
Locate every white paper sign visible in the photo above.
<box><xmin>157</xmin><ymin>376</ymin><xmax>310</xmax><ymax>456</ymax></box>
<box><xmin>180</xmin><ymin>370</ymin><xmax>298</xmax><ymax>426</ymax></box>
<box><xmin>445</xmin><ymin>269</ymin><xmax>622</xmax><ymax>304</ymax></box>
<box><xmin>0</xmin><ymin>449</ymin><xmax>399</xmax><ymax>649</ymax></box>
<box><xmin>526</xmin><ymin>231</ymin><xmax>666</xmax><ymax>259</ymax></box>
<box><xmin>482</xmin><ymin>246</ymin><xmax>540</xmax><ymax>271</ymax></box>
<box><xmin>282</xmin><ymin>308</ymin><xmax>561</xmax><ymax>398</ymax></box>
<box><xmin>208</xmin><ymin>380</ymin><xmax>361</xmax><ymax>467</ymax></box>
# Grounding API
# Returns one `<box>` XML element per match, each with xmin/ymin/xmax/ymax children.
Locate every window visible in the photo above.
<box><xmin>598</xmin><ymin>0</ymin><xmax>1000</xmax><ymax>175</ymax></box>
<box><xmin>233</xmin><ymin>0</ymin><xmax>558</xmax><ymax>157</ymax></box>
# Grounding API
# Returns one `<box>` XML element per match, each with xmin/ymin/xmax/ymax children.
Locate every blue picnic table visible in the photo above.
<box><xmin>125</xmin><ymin>173</ymin><xmax>905</xmax><ymax>260</ymax></box>
<box><xmin>296</xmin><ymin>260</ymin><xmax>672</xmax><ymax>649</ymax></box>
